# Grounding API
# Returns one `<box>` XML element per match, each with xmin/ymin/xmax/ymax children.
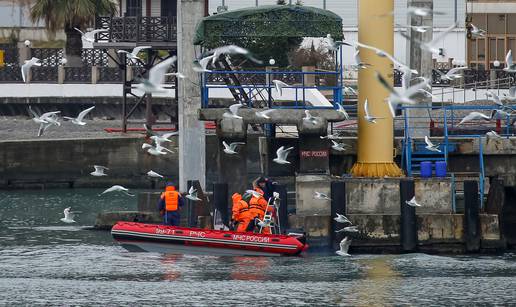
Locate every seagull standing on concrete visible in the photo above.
<box><xmin>457</xmin><ymin>112</ymin><xmax>491</xmax><ymax>126</ymax></box>
<box><xmin>222</xmin><ymin>141</ymin><xmax>245</xmax><ymax>155</ymax></box>
<box><xmin>223</xmin><ymin>103</ymin><xmax>243</xmax><ymax>119</ymax></box>
<box><xmin>135</xmin><ymin>56</ymin><xmax>177</xmax><ymax>93</ymax></box>
<box><xmin>117</xmin><ymin>46</ymin><xmax>152</xmax><ymax>64</ymax></box>
<box><xmin>90</xmin><ymin>165</ymin><xmax>108</xmax><ymax>177</ymax></box>
<box><xmin>147</xmin><ymin>170</ymin><xmax>164</xmax><ymax>178</ymax></box>
<box><xmin>272</xmin><ymin>80</ymin><xmax>289</xmax><ymax>97</ymax></box>
<box><xmin>364</xmin><ymin>99</ymin><xmax>384</xmax><ymax>124</ymax></box>
<box><xmin>504</xmin><ymin>50</ymin><xmax>516</xmax><ymax>72</ymax></box>
<box><xmin>336</xmin><ymin>236</ymin><xmax>352</xmax><ymax>257</ymax></box>
<box><xmin>99</xmin><ymin>185</ymin><xmax>135</xmax><ymax>197</ymax></box>
<box><xmin>303</xmin><ymin>110</ymin><xmax>318</xmax><ymax>125</ymax></box>
<box><xmin>60</xmin><ymin>207</ymin><xmax>76</xmax><ymax>224</ymax></box>
<box><xmin>406</xmin><ymin>196</ymin><xmax>422</xmax><ymax>207</ymax></box>
<box><xmin>314</xmin><ymin>191</ymin><xmax>331</xmax><ymax>201</ymax></box>
<box><xmin>424</xmin><ymin>136</ymin><xmax>441</xmax><ymax>153</ymax></box>
<box><xmin>63</xmin><ymin>106</ymin><xmax>95</xmax><ymax>126</ymax></box>
<box><xmin>273</xmin><ymin>146</ymin><xmax>294</xmax><ymax>165</ymax></box>
<box><xmin>21</xmin><ymin>57</ymin><xmax>41</xmax><ymax>83</ymax></box>
<box><xmin>185</xmin><ymin>186</ymin><xmax>202</xmax><ymax>202</ymax></box>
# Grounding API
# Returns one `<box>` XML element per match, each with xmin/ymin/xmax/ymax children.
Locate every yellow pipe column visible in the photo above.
<box><xmin>350</xmin><ymin>0</ymin><xmax>403</xmax><ymax>177</ymax></box>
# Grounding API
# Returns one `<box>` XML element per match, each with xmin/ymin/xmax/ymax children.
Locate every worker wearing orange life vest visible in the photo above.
<box><xmin>248</xmin><ymin>187</ymin><xmax>273</xmax><ymax>234</ymax></box>
<box><xmin>231</xmin><ymin>193</ymin><xmax>253</xmax><ymax>232</ymax></box>
<box><xmin>157</xmin><ymin>183</ymin><xmax>184</xmax><ymax>226</ymax></box>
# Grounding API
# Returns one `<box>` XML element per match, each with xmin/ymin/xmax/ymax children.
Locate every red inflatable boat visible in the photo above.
<box><xmin>111</xmin><ymin>222</ymin><xmax>308</xmax><ymax>256</ymax></box>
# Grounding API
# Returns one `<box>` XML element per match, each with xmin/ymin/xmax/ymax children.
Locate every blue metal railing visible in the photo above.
<box><xmin>201</xmin><ymin>69</ymin><xmax>343</xmax><ymax>109</ymax></box>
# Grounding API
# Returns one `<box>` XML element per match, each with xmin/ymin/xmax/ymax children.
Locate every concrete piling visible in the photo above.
<box><xmin>400</xmin><ymin>179</ymin><xmax>418</xmax><ymax>252</ymax></box>
<box><xmin>464</xmin><ymin>180</ymin><xmax>481</xmax><ymax>252</ymax></box>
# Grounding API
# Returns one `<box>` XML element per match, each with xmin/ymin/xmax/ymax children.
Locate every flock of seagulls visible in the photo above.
<box><xmin>28</xmin><ymin>106</ymin><xmax>95</xmax><ymax>137</ymax></box>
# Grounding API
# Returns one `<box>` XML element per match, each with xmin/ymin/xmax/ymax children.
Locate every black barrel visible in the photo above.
<box><xmin>213</xmin><ymin>183</ymin><xmax>229</xmax><ymax>228</ymax></box>
<box><xmin>273</xmin><ymin>184</ymin><xmax>288</xmax><ymax>233</ymax></box>
<box><xmin>400</xmin><ymin>179</ymin><xmax>418</xmax><ymax>252</ymax></box>
<box><xmin>464</xmin><ymin>180</ymin><xmax>481</xmax><ymax>252</ymax></box>
<box><xmin>331</xmin><ymin>181</ymin><xmax>346</xmax><ymax>245</ymax></box>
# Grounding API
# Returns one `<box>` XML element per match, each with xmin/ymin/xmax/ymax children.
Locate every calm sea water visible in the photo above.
<box><xmin>1</xmin><ymin>189</ymin><xmax>516</xmax><ymax>306</ymax></box>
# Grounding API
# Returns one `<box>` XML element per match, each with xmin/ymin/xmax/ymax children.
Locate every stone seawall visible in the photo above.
<box><xmin>0</xmin><ymin>136</ymin><xmax>179</xmax><ymax>189</ymax></box>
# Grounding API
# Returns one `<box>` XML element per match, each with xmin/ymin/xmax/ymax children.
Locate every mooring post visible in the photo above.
<box><xmin>464</xmin><ymin>180</ymin><xmax>481</xmax><ymax>252</ymax></box>
<box><xmin>213</xmin><ymin>183</ymin><xmax>229</xmax><ymax>229</ymax></box>
<box><xmin>400</xmin><ymin>178</ymin><xmax>418</xmax><ymax>252</ymax></box>
<box><xmin>273</xmin><ymin>184</ymin><xmax>288</xmax><ymax>233</ymax></box>
<box><xmin>331</xmin><ymin>181</ymin><xmax>346</xmax><ymax>247</ymax></box>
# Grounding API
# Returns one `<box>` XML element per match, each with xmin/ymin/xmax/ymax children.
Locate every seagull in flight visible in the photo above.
<box><xmin>504</xmin><ymin>50</ymin><xmax>516</xmax><ymax>72</ymax></box>
<box><xmin>193</xmin><ymin>54</ymin><xmax>216</xmax><ymax>73</ymax></box>
<box><xmin>325</xmin><ymin>33</ymin><xmax>352</xmax><ymax>51</ymax></box>
<box><xmin>336</xmin><ymin>236</ymin><xmax>352</xmax><ymax>257</ymax></box>
<box><xmin>164</xmin><ymin>72</ymin><xmax>186</xmax><ymax>79</ymax></box>
<box><xmin>364</xmin><ymin>99</ymin><xmax>384</xmax><ymax>123</ymax></box>
<box><xmin>186</xmin><ymin>186</ymin><xmax>202</xmax><ymax>202</ymax></box>
<box><xmin>28</xmin><ymin>106</ymin><xmax>59</xmax><ymax>124</ymax></box>
<box><xmin>273</xmin><ymin>146</ymin><xmax>294</xmax><ymax>165</ymax></box>
<box><xmin>435</xmin><ymin>67</ymin><xmax>468</xmax><ymax>81</ymax></box>
<box><xmin>336</xmin><ymin>103</ymin><xmax>350</xmax><ymax>120</ymax></box>
<box><xmin>396</xmin><ymin>24</ymin><xmax>430</xmax><ymax>33</ymax></box>
<box><xmin>99</xmin><ymin>185</ymin><xmax>135</xmax><ymax>197</ymax></box>
<box><xmin>314</xmin><ymin>191</ymin><xmax>331</xmax><ymax>201</ymax></box>
<box><xmin>470</xmin><ymin>24</ymin><xmax>486</xmax><ymax>38</ymax></box>
<box><xmin>135</xmin><ymin>56</ymin><xmax>177</xmax><ymax>93</ymax></box>
<box><xmin>424</xmin><ymin>136</ymin><xmax>441</xmax><ymax>153</ymax></box>
<box><xmin>401</xmin><ymin>23</ymin><xmax>457</xmax><ymax>55</ymax></box>
<box><xmin>74</xmin><ymin>27</ymin><xmax>108</xmax><ymax>43</ymax></box>
<box><xmin>60</xmin><ymin>207</ymin><xmax>76</xmax><ymax>224</ymax></box>
<box><xmin>407</xmin><ymin>6</ymin><xmax>445</xmax><ymax>17</ymax></box>
<box><xmin>376</xmin><ymin>73</ymin><xmax>430</xmax><ymax>117</ymax></box>
<box><xmin>246</xmin><ymin>189</ymin><xmax>263</xmax><ymax>198</ymax></box>
<box><xmin>303</xmin><ymin>110</ymin><xmax>318</xmax><ymax>125</ymax></box>
<box><xmin>457</xmin><ymin>112</ymin><xmax>491</xmax><ymax>126</ymax></box>
<box><xmin>321</xmin><ymin>134</ymin><xmax>344</xmax><ymax>140</ymax></box>
<box><xmin>272</xmin><ymin>80</ymin><xmax>289</xmax><ymax>97</ymax></box>
<box><xmin>63</xmin><ymin>106</ymin><xmax>95</xmax><ymax>126</ymax></box>
<box><xmin>222</xmin><ymin>141</ymin><xmax>245</xmax><ymax>155</ymax></box>
<box><xmin>90</xmin><ymin>165</ymin><xmax>108</xmax><ymax>177</ymax></box>
<box><xmin>256</xmin><ymin>109</ymin><xmax>275</xmax><ymax>119</ymax></box>
<box><xmin>356</xmin><ymin>42</ymin><xmax>417</xmax><ymax>75</ymax></box>
<box><xmin>334</xmin><ymin>213</ymin><xmax>352</xmax><ymax>224</ymax></box>
<box><xmin>21</xmin><ymin>57</ymin><xmax>41</xmax><ymax>83</ymax></box>
<box><xmin>117</xmin><ymin>46</ymin><xmax>152</xmax><ymax>64</ymax></box>
<box><xmin>335</xmin><ymin>225</ymin><xmax>359</xmax><ymax>233</ymax></box>
<box><xmin>211</xmin><ymin>45</ymin><xmax>262</xmax><ymax>65</ymax></box>
<box><xmin>405</xmin><ymin>196</ymin><xmax>422</xmax><ymax>207</ymax></box>
<box><xmin>486</xmin><ymin>130</ymin><xmax>502</xmax><ymax>139</ymax></box>
<box><xmin>353</xmin><ymin>47</ymin><xmax>369</xmax><ymax>70</ymax></box>
<box><xmin>223</xmin><ymin>103</ymin><xmax>243</xmax><ymax>119</ymax></box>
<box><xmin>331</xmin><ymin>140</ymin><xmax>348</xmax><ymax>152</ymax></box>
<box><xmin>147</xmin><ymin>170</ymin><xmax>164</xmax><ymax>178</ymax></box>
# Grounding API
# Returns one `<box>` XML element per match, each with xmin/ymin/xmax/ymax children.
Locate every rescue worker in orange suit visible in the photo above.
<box><xmin>157</xmin><ymin>183</ymin><xmax>184</xmax><ymax>226</ymax></box>
<box><xmin>248</xmin><ymin>187</ymin><xmax>273</xmax><ymax>234</ymax></box>
<box><xmin>231</xmin><ymin>193</ymin><xmax>253</xmax><ymax>232</ymax></box>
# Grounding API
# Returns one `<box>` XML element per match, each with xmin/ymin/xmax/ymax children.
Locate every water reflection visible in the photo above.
<box><xmin>229</xmin><ymin>257</ymin><xmax>270</xmax><ymax>281</ymax></box>
<box><xmin>160</xmin><ymin>254</ymin><xmax>183</xmax><ymax>281</ymax></box>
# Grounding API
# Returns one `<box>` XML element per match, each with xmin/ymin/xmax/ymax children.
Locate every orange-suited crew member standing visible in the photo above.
<box><xmin>231</xmin><ymin>193</ymin><xmax>253</xmax><ymax>232</ymax></box>
<box><xmin>248</xmin><ymin>187</ymin><xmax>273</xmax><ymax>234</ymax></box>
<box><xmin>157</xmin><ymin>183</ymin><xmax>184</xmax><ymax>226</ymax></box>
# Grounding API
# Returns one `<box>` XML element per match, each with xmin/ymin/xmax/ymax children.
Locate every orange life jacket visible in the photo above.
<box><xmin>232</xmin><ymin>193</ymin><xmax>250</xmax><ymax>221</ymax></box>
<box><xmin>162</xmin><ymin>186</ymin><xmax>179</xmax><ymax>211</ymax></box>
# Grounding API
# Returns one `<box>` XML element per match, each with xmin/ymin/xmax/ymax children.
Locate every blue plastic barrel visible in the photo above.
<box><xmin>435</xmin><ymin>161</ymin><xmax>447</xmax><ymax>177</ymax></box>
<box><xmin>420</xmin><ymin>161</ymin><xmax>432</xmax><ymax>178</ymax></box>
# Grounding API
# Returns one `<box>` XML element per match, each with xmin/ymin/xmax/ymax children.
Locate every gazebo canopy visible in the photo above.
<box><xmin>194</xmin><ymin>5</ymin><xmax>343</xmax><ymax>47</ymax></box>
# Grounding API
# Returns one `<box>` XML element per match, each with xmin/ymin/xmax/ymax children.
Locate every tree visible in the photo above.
<box><xmin>30</xmin><ymin>0</ymin><xmax>117</xmax><ymax>66</ymax></box>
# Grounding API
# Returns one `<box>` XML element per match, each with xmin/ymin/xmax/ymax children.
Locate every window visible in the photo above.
<box><xmin>161</xmin><ymin>0</ymin><xmax>177</xmax><ymax>18</ymax></box>
<box><xmin>126</xmin><ymin>0</ymin><xmax>142</xmax><ymax>17</ymax></box>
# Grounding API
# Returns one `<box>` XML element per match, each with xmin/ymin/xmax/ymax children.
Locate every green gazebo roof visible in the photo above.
<box><xmin>194</xmin><ymin>5</ymin><xmax>343</xmax><ymax>47</ymax></box>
